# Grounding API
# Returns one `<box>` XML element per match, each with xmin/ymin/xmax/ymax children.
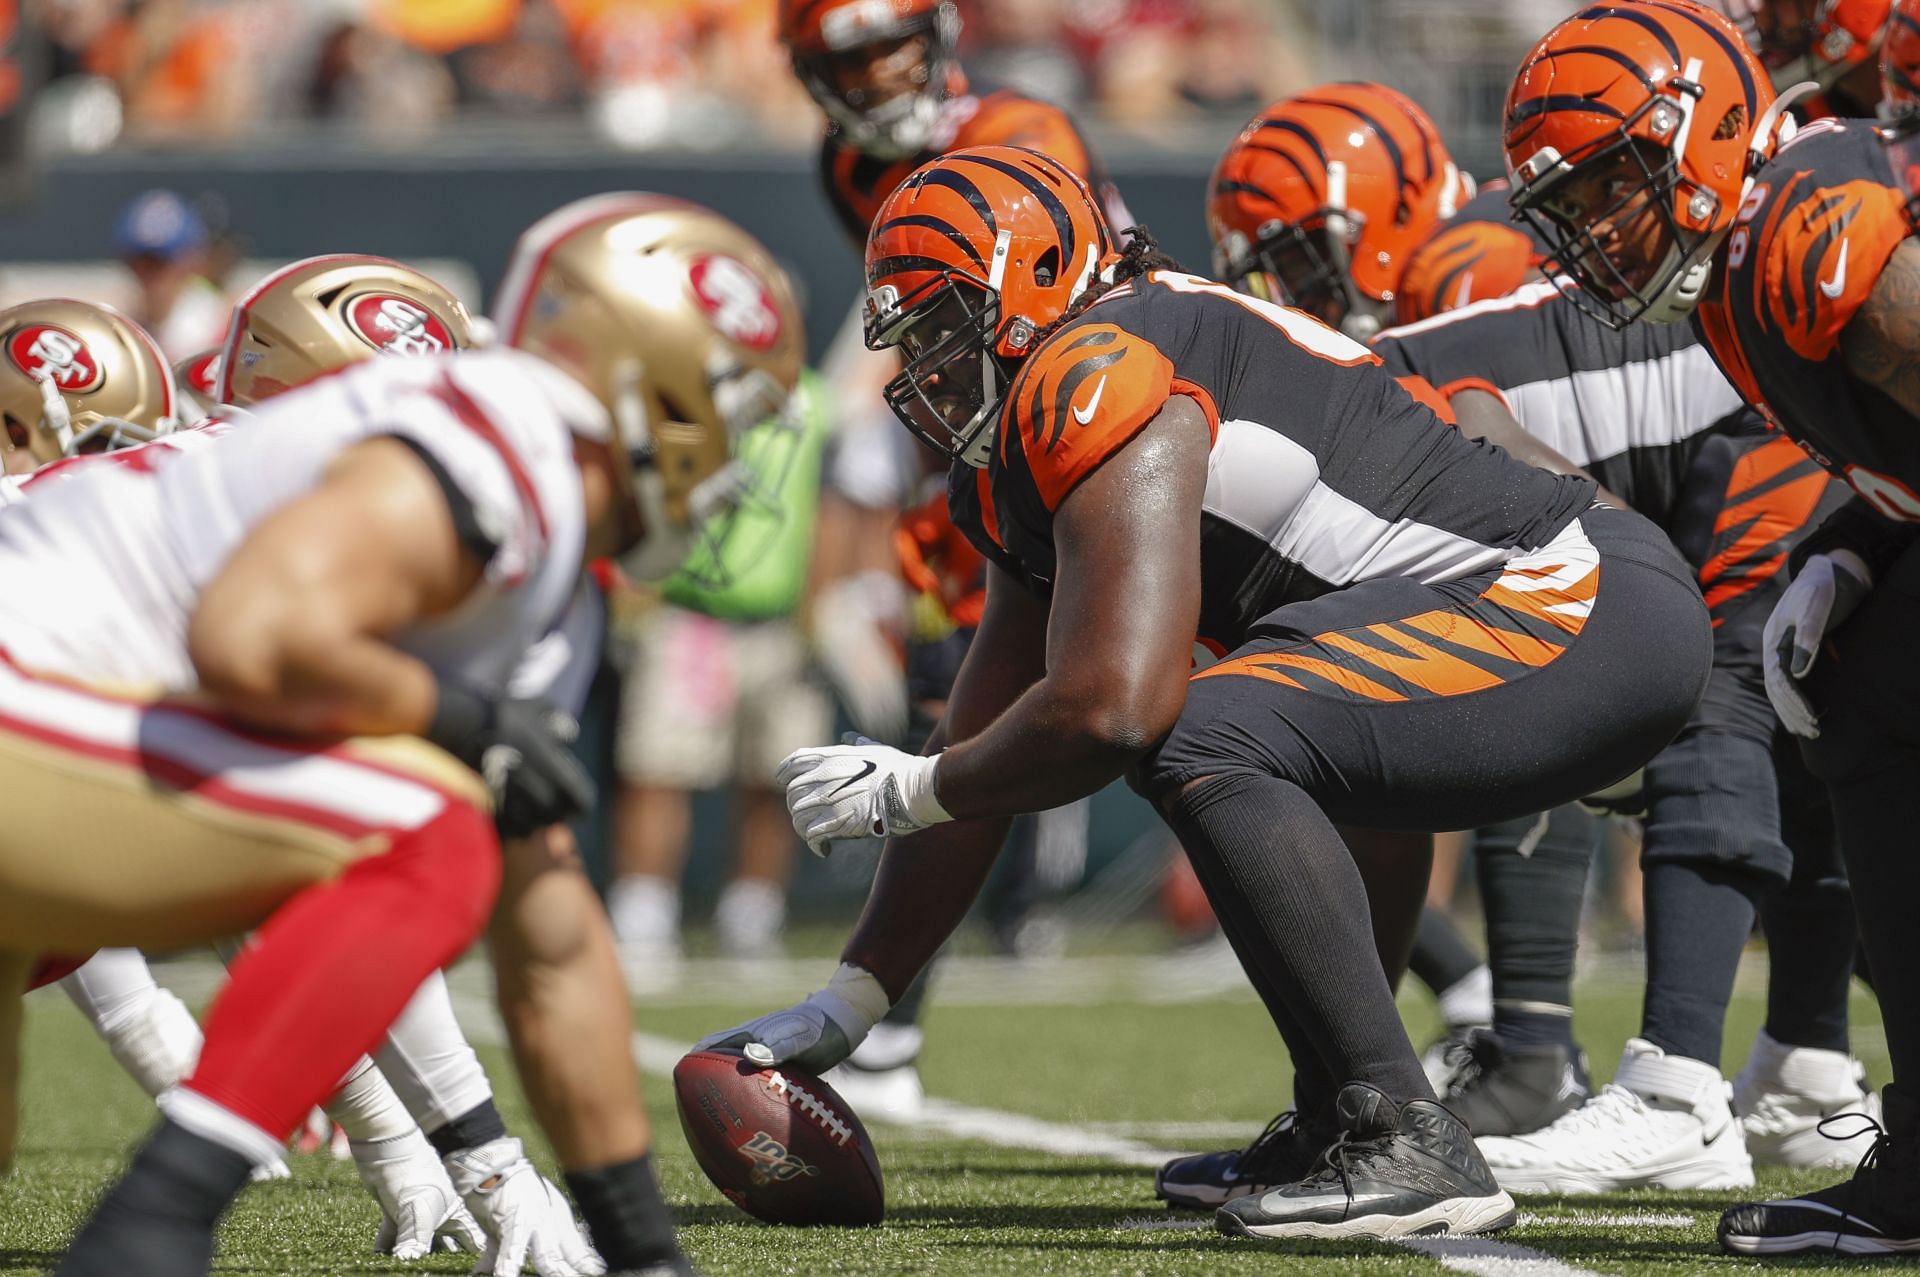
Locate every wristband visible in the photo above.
<box><xmin>821</xmin><ymin>962</ymin><xmax>892</xmax><ymax>1040</ymax></box>
<box><xmin>424</xmin><ymin>679</ymin><xmax>489</xmax><ymax>767</ymax></box>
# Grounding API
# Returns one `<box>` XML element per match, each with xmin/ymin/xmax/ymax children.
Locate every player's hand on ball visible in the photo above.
<box><xmin>349</xmin><ymin>1128</ymin><xmax>485</xmax><ymax>1260</ymax></box>
<box><xmin>1764</xmin><ymin>549</ymin><xmax>1871</xmax><ymax>738</ymax></box>
<box><xmin>694</xmin><ymin>964</ymin><xmax>893</xmax><ymax>1074</ymax></box>
<box><xmin>775</xmin><ymin>739</ymin><xmax>949</xmax><ymax>857</ymax></box>
<box><xmin>443</xmin><ymin>1137</ymin><xmax>604</xmax><ymax>1277</ymax></box>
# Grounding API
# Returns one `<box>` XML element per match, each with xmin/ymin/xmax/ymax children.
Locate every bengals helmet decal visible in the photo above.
<box><xmin>1395</xmin><ymin>220</ymin><xmax>1545</xmax><ymax>323</ymax></box>
<box><xmin>1208</xmin><ymin>82</ymin><xmax>1473</xmax><ymax>339</ymax></box>
<box><xmin>863</xmin><ymin>144</ymin><xmax>1121</xmax><ymax>467</ymax></box>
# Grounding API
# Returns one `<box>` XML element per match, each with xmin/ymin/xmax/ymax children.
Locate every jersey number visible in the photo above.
<box><xmin>1151</xmin><ymin>272</ymin><xmax>1376</xmax><ymax>365</ymax></box>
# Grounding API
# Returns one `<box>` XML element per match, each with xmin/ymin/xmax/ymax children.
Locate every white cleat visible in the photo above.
<box><xmin>823</xmin><ymin>1023</ymin><xmax>926</xmax><ymax>1123</ymax></box>
<box><xmin>1733</xmin><ymin>1028</ymin><xmax>1882</xmax><ymax>1169</ymax></box>
<box><xmin>1476</xmin><ymin>1038</ymin><xmax>1754</xmax><ymax>1195</ymax></box>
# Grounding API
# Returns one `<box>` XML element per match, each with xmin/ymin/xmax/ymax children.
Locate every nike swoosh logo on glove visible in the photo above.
<box><xmin>824</xmin><ymin>761</ymin><xmax>878</xmax><ymax>798</ymax></box>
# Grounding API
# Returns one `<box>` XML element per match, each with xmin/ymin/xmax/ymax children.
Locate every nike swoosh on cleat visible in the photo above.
<box><xmin>1261</xmin><ymin>1192</ymin><xmax>1400</xmax><ymax>1212</ymax></box>
<box><xmin>824</xmin><ymin>761</ymin><xmax>878</xmax><ymax>798</ymax></box>
<box><xmin>1071</xmin><ymin>375</ymin><xmax>1108</xmax><ymax>425</ymax></box>
<box><xmin>1820</xmin><ymin>239</ymin><xmax>1850</xmax><ymax>300</ymax></box>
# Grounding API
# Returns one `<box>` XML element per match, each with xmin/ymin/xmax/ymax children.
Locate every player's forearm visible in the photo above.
<box><xmin>490</xmin><ymin>826</ymin><xmax>650</xmax><ymax>1170</ymax></box>
<box><xmin>841</xmin><ymin>813</ymin><xmax>1013</xmax><ymax>1004</ymax></box>
<box><xmin>933</xmin><ymin>675</ymin><xmax>1163</xmax><ymax>819</ymax></box>
<box><xmin>193</xmin><ymin>624</ymin><xmax>440</xmax><ymax>739</ymax></box>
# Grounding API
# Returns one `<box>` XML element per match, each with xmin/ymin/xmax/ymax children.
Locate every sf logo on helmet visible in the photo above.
<box><xmin>690</xmin><ymin>254</ymin><xmax>782</xmax><ymax>351</ymax></box>
<box><xmin>8</xmin><ymin>325</ymin><xmax>103</xmax><ymax>393</ymax></box>
<box><xmin>346</xmin><ymin>294</ymin><xmax>455</xmax><ymax>358</ymax></box>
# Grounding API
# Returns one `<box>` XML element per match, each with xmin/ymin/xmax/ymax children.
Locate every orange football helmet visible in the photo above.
<box><xmin>1394</xmin><ymin>221</ymin><xmax>1545</xmax><ymax>324</ymax></box>
<box><xmin>1207</xmin><ymin>83</ymin><xmax>1473</xmax><ymax>339</ymax></box>
<box><xmin>780</xmin><ymin>0</ymin><xmax>961</xmax><ymax>159</ymax></box>
<box><xmin>1719</xmin><ymin>0</ymin><xmax>1894</xmax><ymax>89</ymax></box>
<box><xmin>1884</xmin><ymin>0</ymin><xmax>1920</xmax><ymax>116</ymax></box>
<box><xmin>1505</xmin><ymin>0</ymin><xmax>1790</xmax><ymax>327</ymax></box>
<box><xmin>864</xmin><ymin>144</ymin><xmax>1120</xmax><ymax>466</ymax></box>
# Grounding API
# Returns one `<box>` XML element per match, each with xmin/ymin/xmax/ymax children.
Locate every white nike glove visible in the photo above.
<box><xmin>776</xmin><ymin>740</ymin><xmax>949</xmax><ymax>857</ymax></box>
<box><xmin>694</xmin><ymin>963</ymin><xmax>891</xmax><ymax>1074</ymax></box>
<box><xmin>350</xmin><ymin>1128</ymin><xmax>485</xmax><ymax>1260</ymax></box>
<box><xmin>1763</xmin><ymin>549</ymin><xmax>1872</xmax><ymax>739</ymax></box>
<box><xmin>444</xmin><ymin>1137</ymin><xmax>605</xmax><ymax>1277</ymax></box>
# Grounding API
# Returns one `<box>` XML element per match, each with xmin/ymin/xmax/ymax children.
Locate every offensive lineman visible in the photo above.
<box><xmin>698</xmin><ymin>144</ymin><xmax>1712</xmax><ymax>1241</ymax></box>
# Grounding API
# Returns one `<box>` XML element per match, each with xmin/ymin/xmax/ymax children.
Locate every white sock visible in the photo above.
<box><xmin>63</xmin><ymin>950</ymin><xmax>204</xmax><ymax>1099</ymax></box>
<box><xmin>376</xmin><ymin>971</ymin><xmax>494</xmax><ymax>1135</ymax></box>
<box><xmin>323</xmin><ymin>1057</ymin><xmax>416</xmax><ymax>1144</ymax></box>
<box><xmin>1438</xmin><ymin>965</ymin><xmax>1493</xmax><ymax>1029</ymax></box>
<box><xmin>608</xmin><ymin>874</ymin><xmax>681</xmax><ymax>947</ymax></box>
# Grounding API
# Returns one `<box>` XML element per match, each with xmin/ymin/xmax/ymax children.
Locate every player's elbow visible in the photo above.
<box><xmin>186</xmin><ymin>586</ymin><xmax>305</xmax><ymax>706</ymax></box>
<box><xmin>1069</xmin><ymin>672</ymin><xmax>1187</xmax><ymax>763</ymax></box>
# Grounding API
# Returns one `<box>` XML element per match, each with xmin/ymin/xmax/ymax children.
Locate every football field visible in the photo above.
<box><xmin>1</xmin><ymin>937</ymin><xmax>1887</xmax><ymax>1277</ymax></box>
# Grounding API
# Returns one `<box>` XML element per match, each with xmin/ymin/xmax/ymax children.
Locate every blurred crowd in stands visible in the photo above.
<box><xmin>26</xmin><ymin>0</ymin><xmax>1319</xmax><ymax>150</ymax></box>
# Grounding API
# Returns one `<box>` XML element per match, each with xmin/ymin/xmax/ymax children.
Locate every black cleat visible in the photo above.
<box><xmin>1216</xmin><ymin>1082</ymin><xmax>1516</xmax><ymax>1241</ymax></box>
<box><xmin>1155</xmin><ymin>1109</ymin><xmax>1331</xmax><ymax>1210</ymax></box>
<box><xmin>1442</xmin><ymin>1029</ymin><xmax>1590</xmax><ymax>1138</ymax></box>
<box><xmin>56</xmin><ymin>1119</ymin><xmax>251</xmax><ymax>1277</ymax></box>
<box><xmin>1719</xmin><ymin>1084</ymin><xmax>1920</xmax><ymax>1256</ymax></box>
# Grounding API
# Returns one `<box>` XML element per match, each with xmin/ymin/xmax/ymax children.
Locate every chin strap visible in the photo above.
<box><xmin>1742</xmin><ymin>82</ymin><xmax>1817</xmax><ymax>207</ymax></box>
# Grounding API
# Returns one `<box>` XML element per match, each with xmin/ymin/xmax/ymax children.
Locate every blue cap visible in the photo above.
<box><xmin>114</xmin><ymin>189</ymin><xmax>208</xmax><ymax>261</ymax></box>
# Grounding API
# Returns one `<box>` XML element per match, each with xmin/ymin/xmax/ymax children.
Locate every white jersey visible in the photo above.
<box><xmin>0</xmin><ymin>348</ymin><xmax>603</xmax><ymax>696</ymax></box>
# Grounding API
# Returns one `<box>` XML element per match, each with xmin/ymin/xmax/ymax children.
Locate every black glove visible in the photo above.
<box><xmin>426</xmin><ymin>681</ymin><xmax>596</xmax><ymax>838</ymax></box>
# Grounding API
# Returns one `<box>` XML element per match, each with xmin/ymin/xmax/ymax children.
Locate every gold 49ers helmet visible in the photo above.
<box><xmin>492</xmin><ymin>192</ymin><xmax>805</xmax><ymax>580</ymax></box>
<box><xmin>217</xmin><ymin>254</ymin><xmax>476</xmax><ymax>407</ymax></box>
<box><xmin>0</xmin><ymin>298</ymin><xmax>176</xmax><ymax>466</ymax></box>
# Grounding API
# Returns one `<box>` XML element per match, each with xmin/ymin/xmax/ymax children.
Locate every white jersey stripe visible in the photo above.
<box><xmin>0</xmin><ymin>655</ymin><xmax>449</xmax><ymax>834</ymax></box>
<box><xmin>1205</xmin><ymin>418</ymin><xmax>1514</xmax><ymax>587</ymax></box>
<box><xmin>1499</xmin><ymin>343</ymin><xmax>1743</xmax><ymax>466</ymax></box>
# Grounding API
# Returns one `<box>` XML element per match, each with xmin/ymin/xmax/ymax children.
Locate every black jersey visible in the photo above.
<box><xmin>1696</xmin><ymin>118</ymin><xmax>1920</xmax><ymax>522</ymax></box>
<box><xmin>948</xmin><ymin>271</ymin><xmax>1596</xmax><ymax>654</ymax></box>
<box><xmin>1373</xmin><ymin>279</ymin><xmax>1753</xmax><ymax>530</ymax></box>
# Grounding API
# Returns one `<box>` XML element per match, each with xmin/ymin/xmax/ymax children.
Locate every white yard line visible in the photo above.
<box><xmin>443</xmin><ymin>989</ymin><xmax>1653</xmax><ymax>1277</ymax></box>
<box><xmin>1400</xmin><ymin>1237</ymin><xmax>1608</xmax><ymax>1277</ymax></box>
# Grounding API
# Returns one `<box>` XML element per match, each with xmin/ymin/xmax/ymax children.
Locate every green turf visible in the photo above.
<box><xmin>0</xmin><ymin>953</ymin><xmax>1890</xmax><ymax>1276</ymax></box>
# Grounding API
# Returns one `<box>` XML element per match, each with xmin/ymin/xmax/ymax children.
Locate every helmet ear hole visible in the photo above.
<box><xmin>1032</xmin><ymin>246</ymin><xmax>1060</xmax><ymax>289</ymax></box>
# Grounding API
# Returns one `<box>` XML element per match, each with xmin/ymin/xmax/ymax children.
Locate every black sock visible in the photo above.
<box><xmin>1826</xmin><ymin>762</ymin><xmax>1920</xmax><ymax>1080</ymax></box>
<box><xmin>565</xmin><ymin>1152</ymin><xmax>683</xmax><ymax>1270</ymax></box>
<box><xmin>1761</xmin><ymin>878</ymin><xmax>1856</xmax><ymax>1054</ymax></box>
<box><xmin>1642</xmin><ymin>860</ymin><xmax>1762</xmax><ymax>1065</ymax></box>
<box><xmin>1478</xmin><ymin>806</ymin><xmax>1592</xmax><ymax>1052</ymax></box>
<box><xmin>1762</xmin><ymin>756</ymin><xmax>1855</xmax><ymax>1053</ymax></box>
<box><xmin>56</xmin><ymin>1119</ymin><xmax>252</xmax><ymax>1277</ymax></box>
<box><xmin>1410</xmin><ymin>906</ymin><xmax>1483</xmax><ymax>998</ymax></box>
<box><xmin>427</xmin><ymin>1097</ymin><xmax>510</xmax><ymax>1158</ymax></box>
<box><xmin>1162</xmin><ymin>774</ymin><xmax>1431</xmax><ymax>1106</ymax></box>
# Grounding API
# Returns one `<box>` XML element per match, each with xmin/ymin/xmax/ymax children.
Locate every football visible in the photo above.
<box><xmin>673</xmin><ymin>1049</ymin><xmax>885</xmax><ymax>1226</ymax></box>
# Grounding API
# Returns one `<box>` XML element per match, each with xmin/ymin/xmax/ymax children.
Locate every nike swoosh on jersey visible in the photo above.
<box><xmin>824</xmin><ymin>761</ymin><xmax>878</xmax><ymax>799</ymax></box>
<box><xmin>1819</xmin><ymin>238</ymin><xmax>1850</xmax><ymax>300</ymax></box>
<box><xmin>1071</xmin><ymin>375</ymin><xmax>1108</xmax><ymax>425</ymax></box>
